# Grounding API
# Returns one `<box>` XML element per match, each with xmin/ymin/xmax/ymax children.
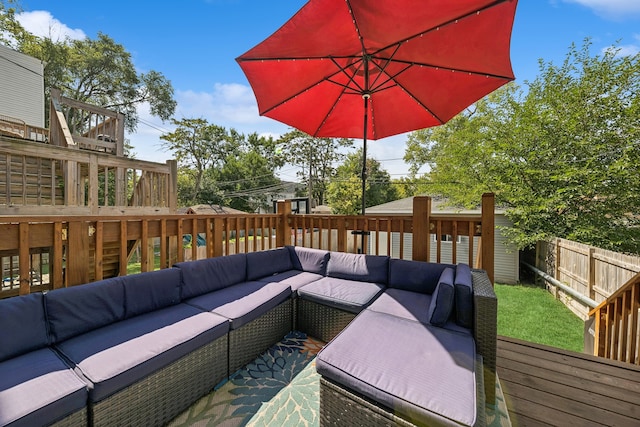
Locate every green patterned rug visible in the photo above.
<box><xmin>169</xmin><ymin>331</ymin><xmax>511</xmax><ymax>427</ymax></box>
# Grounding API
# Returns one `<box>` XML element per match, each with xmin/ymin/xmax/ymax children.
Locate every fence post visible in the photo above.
<box><xmin>276</xmin><ymin>200</ymin><xmax>291</xmax><ymax>248</ymax></box>
<box><xmin>481</xmin><ymin>193</ymin><xmax>495</xmax><ymax>284</ymax></box>
<box><xmin>412</xmin><ymin>196</ymin><xmax>431</xmax><ymax>262</ymax></box>
<box><xmin>67</xmin><ymin>221</ymin><xmax>89</xmax><ymax>286</ymax></box>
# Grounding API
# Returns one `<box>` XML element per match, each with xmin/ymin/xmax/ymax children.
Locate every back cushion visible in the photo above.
<box><xmin>0</xmin><ymin>293</ymin><xmax>49</xmax><ymax>362</ymax></box>
<box><xmin>176</xmin><ymin>253</ymin><xmax>247</xmax><ymax>299</ymax></box>
<box><xmin>287</xmin><ymin>246</ymin><xmax>330</xmax><ymax>275</ymax></box>
<box><xmin>45</xmin><ymin>277</ymin><xmax>125</xmax><ymax>343</ymax></box>
<box><xmin>454</xmin><ymin>263</ymin><xmax>474</xmax><ymax>328</ymax></box>
<box><xmin>426</xmin><ymin>267</ymin><xmax>456</xmax><ymax>326</ymax></box>
<box><xmin>326</xmin><ymin>252</ymin><xmax>389</xmax><ymax>284</ymax></box>
<box><xmin>388</xmin><ymin>259</ymin><xmax>454</xmax><ymax>294</ymax></box>
<box><xmin>246</xmin><ymin>248</ymin><xmax>294</xmax><ymax>281</ymax></box>
<box><xmin>123</xmin><ymin>268</ymin><xmax>182</xmax><ymax>318</ymax></box>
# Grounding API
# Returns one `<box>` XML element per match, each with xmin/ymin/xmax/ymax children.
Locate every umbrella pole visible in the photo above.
<box><xmin>361</xmin><ymin>94</ymin><xmax>368</xmax><ymax>217</ymax></box>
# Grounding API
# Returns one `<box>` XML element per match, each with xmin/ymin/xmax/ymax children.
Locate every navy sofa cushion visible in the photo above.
<box><xmin>326</xmin><ymin>252</ymin><xmax>389</xmax><ymax>284</ymax></box>
<box><xmin>122</xmin><ymin>268</ymin><xmax>181</xmax><ymax>318</ymax></box>
<box><xmin>0</xmin><ymin>348</ymin><xmax>87</xmax><ymax>427</ymax></box>
<box><xmin>257</xmin><ymin>270</ymin><xmax>324</xmax><ymax>293</ymax></box>
<box><xmin>298</xmin><ymin>277</ymin><xmax>384</xmax><ymax>314</ymax></box>
<box><xmin>176</xmin><ymin>253</ymin><xmax>248</xmax><ymax>299</ymax></box>
<box><xmin>246</xmin><ymin>248</ymin><xmax>294</xmax><ymax>281</ymax></box>
<box><xmin>185</xmin><ymin>281</ymin><xmax>291</xmax><ymax>330</ymax></box>
<box><xmin>427</xmin><ymin>267</ymin><xmax>456</xmax><ymax>327</ymax></box>
<box><xmin>0</xmin><ymin>293</ymin><xmax>49</xmax><ymax>363</ymax></box>
<box><xmin>287</xmin><ymin>246</ymin><xmax>330</xmax><ymax>275</ymax></box>
<box><xmin>455</xmin><ymin>263</ymin><xmax>474</xmax><ymax>328</ymax></box>
<box><xmin>317</xmin><ymin>310</ymin><xmax>478</xmax><ymax>427</ymax></box>
<box><xmin>45</xmin><ymin>277</ymin><xmax>125</xmax><ymax>344</ymax></box>
<box><xmin>55</xmin><ymin>303</ymin><xmax>228</xmax><ymax>402</ymax></box>
<box><xmin>367</xmin><ymin>289</ymin><xmax>472</xmax><ymax>334</ymax></box>
<box><xmin>388</xmin><ymin>259</ymin><xmax>454</xmax><ymax>294</ymax></box>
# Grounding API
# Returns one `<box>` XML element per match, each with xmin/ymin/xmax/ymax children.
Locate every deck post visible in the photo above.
<box><xmin>276</xmin><ymin>200</ymin><xmax>291</xmax><ymax>248</ymax></box>
<box><xmin>67</xmin><ymin>221</ymin><xmax>89</xmax><ymax>286</ymax></box>
<box><xmin>481</xmin><ymin>193</ymin><xmax>495</xmax><ymax>283</ymax></box>
<box><xmin>412</xmin><ymin>196</ymin><xmax>431</xmax><ymax>262</ymax></box>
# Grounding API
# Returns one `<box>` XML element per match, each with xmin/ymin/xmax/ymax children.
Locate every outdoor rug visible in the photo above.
<box><xmin>168</xmin><ymin>330</ymin><xmax>511</xmax><ymax>427</ymax></box>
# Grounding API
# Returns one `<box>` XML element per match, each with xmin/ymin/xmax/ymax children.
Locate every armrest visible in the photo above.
<box><xmin>471</xmin><ymin>269</ymin><xmax>497</xmax><ymax>405</ymax></box>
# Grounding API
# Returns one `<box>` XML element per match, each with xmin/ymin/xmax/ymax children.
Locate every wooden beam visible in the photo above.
<box><xmin>412</xmin><ymin>196</ymin><xmax>431</xmax><ymax>262</ymax></box>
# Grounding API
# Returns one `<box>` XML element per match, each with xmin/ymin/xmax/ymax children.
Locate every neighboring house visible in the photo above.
<box><xmin>261</xmin><ymin>181</ymin><xmax>305</xmax><ymax>213</ymax></box>
<box><xmin>366</xmin><ymin>196</ymin><xmax>520</xmax><ymax>284</ymax></box>
<box><xmin>0</xmin><ymin>44</ymin><xmax>45</xmax><ymax>127</ymax></box>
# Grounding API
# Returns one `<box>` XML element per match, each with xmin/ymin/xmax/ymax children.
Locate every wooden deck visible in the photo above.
<box><xmin>497</xmin><ymin>336</ymin><xmax>640</xmax><ymax>426</ymax></box>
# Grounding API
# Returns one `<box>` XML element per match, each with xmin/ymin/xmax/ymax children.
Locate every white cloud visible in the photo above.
<box><xmin>563</xmin><ymin>0</ymin><xmax>640</xmax><ymax>19</ymax></box>
<box><xmin>16</xmin><ymin>11</ymin><xmax>86</xmax><ymax>41</ymax></box>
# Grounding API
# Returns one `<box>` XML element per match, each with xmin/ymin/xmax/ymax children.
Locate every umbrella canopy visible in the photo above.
<box><xmin>237</xmin><ymin>0</ymin><xmax>518</xmax><ymax>213</ymax></box>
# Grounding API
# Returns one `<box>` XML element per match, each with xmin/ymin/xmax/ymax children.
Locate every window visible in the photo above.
<box><xmin>431</xmin><ymin>234</ymin><xmax>463</xmax><ymax>244</ymax></box>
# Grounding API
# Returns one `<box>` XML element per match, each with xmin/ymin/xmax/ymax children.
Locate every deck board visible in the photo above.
<box><xmin>497</xmin><ymin>336</ymin><xmax>640</xmax><ymax>427</ymax></box>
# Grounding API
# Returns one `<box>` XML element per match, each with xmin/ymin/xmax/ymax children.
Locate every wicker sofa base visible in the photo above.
<box><xmin>297</xmin><ymin>298</ymin><xmax>357</xmax><ymax>343</ymax></box>
<box><xmin>90</xmin><ymin>334</ymin><xmax>228</xmax><ymax>427</ymax></box>
<box><xmin>229</xmin><ymin>299</ymin><xmax>293</xmax><ymax>374</ymax></box>
<box><xmin>51</xmin><ymin>408</ymin><xmax>87</xmax><ymax>427</ymax></box>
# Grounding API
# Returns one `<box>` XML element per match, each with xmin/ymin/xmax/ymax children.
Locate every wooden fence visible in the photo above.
<box><xmin>535</xmin><ymin>238</ymin><xmax>640</xmax><ymax>320</ymax></box>
<box><xmin>0</xmin><ymin>195</ymin><xmax>495</xmax><ymax>299</ymax></box>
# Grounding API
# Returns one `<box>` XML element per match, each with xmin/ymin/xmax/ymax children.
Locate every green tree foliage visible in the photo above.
<box><xmin>404</xmin><ymin>39</ymin><xmax>640</xmax><ymax>253</ymax></box>
<box><xmin>327</xmin><ymin>150</ymin><xmax>398</xmax><ymax>215</ymax></box>
<box><xmin>276</xmin><ymin>130</ymin><xmax>353</xmax><ymax>206</ymax></box>
<box><xmin>1</xmin><ymin>3</ymin><xmax>175</xmax><ymax>131</ymax></box>
<box><xmin>162</xmin><ymin>118</ymin><xmax>283</xmax><ymax>212</ymax></box>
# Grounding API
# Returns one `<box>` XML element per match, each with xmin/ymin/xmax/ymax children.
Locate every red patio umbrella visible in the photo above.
<box><xmin>237</xmin><ymin>0</ymin><xmax>518</xmax><ymax>215</ymax></box>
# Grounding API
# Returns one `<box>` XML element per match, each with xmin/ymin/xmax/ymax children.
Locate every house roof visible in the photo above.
<box><xmin>366</xmin><ymin>195</ymin><xmax>506</xmax><ymax>215</ymax></box>
<box><xmin>183</xmin><ymin>204</ymin><xmax>247</xmax><ymax>215</ymax></box>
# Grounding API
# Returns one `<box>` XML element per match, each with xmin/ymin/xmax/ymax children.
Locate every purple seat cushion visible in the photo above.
<box><xmin>0</xmin><ymin>293</ymin><xmax>49</xmax><ymax>362</ymax></box>
<box><xmin>297</xmin><ymin>277</ymin><xmax>384</xmax><ymax>313</ymax></box>
<box><xmin>367</xmin><ymin>289</ymin><xmax>472</xmax><ymax>334</ymax></box>
<box><xmin>427</xmin><ymin>267</ymin><xmax>456</xmax><ymax>327</ymax></box>
<box><xmin>246</xmin><ymin>248</ymin><xmax>294</xmax><ymax>281</ymax></box>
<box><xmin>176</xmin><ymin>253</ymin><xmax>247</xmax><ymax>299</ymax></box>
<box><xmin>388</xmin><ymin>259</ymin><xmax>454</xmax><ymax>294</ymax></box>
<box><xmin>455</xmin><ymin>263</ymin><xmax>474</xmax><ymax>328</ymax></box>
<box><xmin>185</xmin><ymin>281</ymin><xmax>291</xmax><ymax>330</ymax></box>
<box><xmin>0</xmin><ymin>348</ymin><xmax>87</xmax><ymax>427</ymax></box>
<box><xmin>326</xmin><ymin>252</ymin><xmax>389</xmax><ymax>284</ymax></box>
<box><xmin>287</xmin><ymin>246</ymin><xmax>330</xmax><ymax>275</ymax></box>
<box><xmin>122</xmin><ymin>268</ymin><xmax>181</xmax><ymax>318</ymax></box>
<box><xmin>54</xmin><ymin>303</ymin><xmax>228</xmax><ymax>402</ymax></box>
<box><xmin>317</xmin><ymin>310</ymin><xmax>478</xmax><ymax>427</ymax></box>
<box><xmin>45</xmin><ymin>277</ymin><xmax>125</xmax><ymax>344</ymax></box>
<box><xmin>256</xmin><ymin>270</ymin><xmax>324</xmax><ymax>292</ymax></box>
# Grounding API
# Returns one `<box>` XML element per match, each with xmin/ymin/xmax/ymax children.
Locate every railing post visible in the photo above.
<box><xmin>412</xmin><ymin>196</ymin><xmax>431</xmax><ymax>262</ymax></box>
<box><xmin>481</xmin><ymin>193</ymin><xmax>495</xmax><ymax>283</ymax></box>
<box><xmin>89</xmin><ymin>154</ymin><xmax>99</xmax><ymax>214</ymax></box>
<box><xmin>276</xmin><ymin>200</ymin><xmax>291</xmax><ymax>248</ymax></box>
<box><xmin>67</xmin><ymin>221</ymin><xmax>89</xmax><ymax>286</ymax></box>
<box><xmin>167</xmin><ymin>160</ymin><xmax>178</xmax><ymax>213</ymax></box>
<box><xmin>19</xmin><ymin>222</ymin><xmax>30</xmax><ymax>295</ymax></box>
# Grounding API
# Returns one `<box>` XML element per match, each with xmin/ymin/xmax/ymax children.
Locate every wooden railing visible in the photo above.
<box><xmin>0</xmin><ymin>136</ymin><xmax>177</xmax><ymax>215</ymax></box>
<box><xmin>0</xmin><ymin>195</ymin><xmax>495</xmax><ymax>299</ymax></box>
<box><xmin>590</xmin><ymin>272</ymin><xmax>640</xmax><ymax>364</ymax></box>
<box><xmin>0</xmin><ymin>114</ymin><xmax>48</xmax><ymax>142</ymax></box>
<box><xmin>49</xmin><ymin>88</ymin><xmax>124</xmax><ymax>156</ymax></box>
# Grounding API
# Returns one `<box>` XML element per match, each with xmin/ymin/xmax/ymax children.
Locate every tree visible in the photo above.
<box><xmin>1</xmin><ymin>4</ymin><xmax>175</xmax><ymax>131</ymax></box>
<box><xmin>405</xmin><ymin>39</ymin><xmax>640</xmax><ymax>253</ymax></box>
<box><xmin>327</xmin><ymin>150</ymin><xmax>398</xmax><ymax>215</ymax></box>
<box><xmin>276</xmin><ymin>130</ymin><xmax>353</xmax><ymax>206</ymax></box>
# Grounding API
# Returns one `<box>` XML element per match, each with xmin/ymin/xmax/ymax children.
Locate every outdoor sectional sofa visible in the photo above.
<box><xmin>0</xmin><ymin>245</ymin><xmax>496</xmax><ymax>427</ymax></box>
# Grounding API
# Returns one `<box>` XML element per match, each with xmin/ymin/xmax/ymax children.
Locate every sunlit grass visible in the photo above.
<box><xmin>495</xmin><ymin>283</ymin><xmax>584</xmax><ymax>352</ymax></box>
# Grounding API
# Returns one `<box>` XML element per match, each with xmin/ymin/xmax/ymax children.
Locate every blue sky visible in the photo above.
<box><xmin>14</xmin><ymin>0</ymin><xmax>640</xmax><ymax>179</ymax></box>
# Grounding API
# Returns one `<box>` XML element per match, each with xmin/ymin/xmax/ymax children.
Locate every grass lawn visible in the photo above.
<box><xmin>495</xmin><ymin>283</ymin><xmax>585</xmax><ymax>352</ymax></box>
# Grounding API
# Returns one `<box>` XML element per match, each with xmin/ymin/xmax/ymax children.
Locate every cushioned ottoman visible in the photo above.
<box><xmin>316</xmin><ymin>309</ymin><xmax>483</xmax><ymax>427</ymax></box>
